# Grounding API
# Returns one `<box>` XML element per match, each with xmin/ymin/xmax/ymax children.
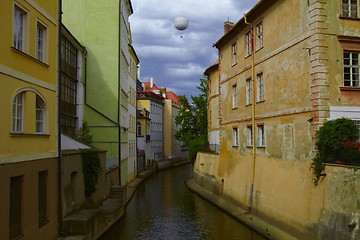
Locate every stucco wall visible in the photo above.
<box><xmin>194</xmin><ymin>152</ymin><xmax>360</xmax><ymax>239</ymax></box>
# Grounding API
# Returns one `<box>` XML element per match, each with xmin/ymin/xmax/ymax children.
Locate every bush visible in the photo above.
<box><xmin>311</xmin><ymin>118</ymin><xmax>360</xmax><ymax>185</ymax></box>
<box><xmin>188</xmin><ymin>135</ymin><xmax>209</xmax><ymax>161</ymax></box>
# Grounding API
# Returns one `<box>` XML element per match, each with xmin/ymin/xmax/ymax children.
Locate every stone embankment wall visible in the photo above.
<box><xmin>193</xmin><ymin>152</ymin><xmax>360</xmax><ymax>239</ymax></box>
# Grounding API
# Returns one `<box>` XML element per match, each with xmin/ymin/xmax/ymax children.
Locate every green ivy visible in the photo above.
<box><xmin>311</xmin><ymin>118</ymin><xmax>360</xmax><ymax>186</ymax></box>
<box><xmin>81</xmin><ymin>149</ymin><xmax>102</xmax><ymax>197</ymax></box>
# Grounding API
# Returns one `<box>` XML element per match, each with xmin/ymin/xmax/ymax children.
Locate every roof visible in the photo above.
<box><xmin>214</xmin><ymin>0</ymin><xmax>270</xmax><ymax>48</ymax></box>
<box><xmin>166</xmin><ymin>91</ymin><xmax>181</xmax><ymax>105</ymax></box>
<box><xmin>143</xmin><ymin>82</ymin><xmax>160</xmax><ymax>91</ymax></box>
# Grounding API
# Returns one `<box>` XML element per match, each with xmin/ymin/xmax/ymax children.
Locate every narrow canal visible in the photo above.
<box><xmin>100</xmin><ymin>163</ymin><xmax>266</xmax><ymax>240</ymax></box>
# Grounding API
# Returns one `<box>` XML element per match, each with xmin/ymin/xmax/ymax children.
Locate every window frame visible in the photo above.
<box><xmin>36</xmin><ymin>21</ymin><xmax>47</xmax><ymax>62</ymax></box>
<box><xmin>232</xmin><ymin>127</ymin><xmax>239</xmax><ymax>147</ymax></box>
<box><xmin>231</xmin><ymin>42</ymin><xmax>237</xmax><ymax>65</ymax></box>
<box><xmin>342</xmin><ymin>0</ymin><xmax>359</xmax><ymax>18</ymax></box>
<box><xmin>246</xmin><ymin>77</ymin><xmax>252</xmax><ymax>105</ymax></box>
<box><xmin>13</xmin><ymin>5</ymin><xmax>26</xmax><ymax>51</ymax></box>
<box><xmin>12</xmin><ymin>92</ymin><xmax>24</xmax><ymax>133</ymax></box>
<box><xmin>36</xmin><ymin>96</ymin><xmax>45</xmax><ymax>134</ymax></box>
<box><xmin>343</xmin><ymin>51</ymin><xmax>360</xmax><ymax>87</ymax></box>
<box><xmin>245</xmin><ymin>30</ymin><xmax>252</xmax><ymax>57</ymax></box>
<box><xmin>257</xmin><ymin>124</ymin><xmax>265</xmax><ymax>147</ymax></box>
<box><xmin>256</xmin><ymin>21</ymin><xmax>263</xmax><ymax>51</ymax></box>
<box><xmin>232</xmin><ymin>84</ymin><xmax>238</xmax><ymax>109</ymax></box>
<box><xmin>247</xmin><ymin>125</ymin><xmax>253</xmax><ymax>147</ymax></box>
<box><xmin>257</xmin><ymin>72</ymin><xmax>265</xmax><ymax>102</ymax></box>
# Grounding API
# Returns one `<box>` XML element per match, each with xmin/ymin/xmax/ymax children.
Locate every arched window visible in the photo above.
<box><xmin>36</xmin><ymin>96</ymin><xmax>45</xmax><ymax>134</ymax></box>
<box><xmin>12</xmin><ymin>92</ymin><xmax>24</xmax><ymax>133</ymax></box>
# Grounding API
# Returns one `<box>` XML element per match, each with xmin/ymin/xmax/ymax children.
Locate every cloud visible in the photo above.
<box><xmin>131</xmin><ymin>0</ymin><xmax>260</xmax><ymax>99</ymax></box>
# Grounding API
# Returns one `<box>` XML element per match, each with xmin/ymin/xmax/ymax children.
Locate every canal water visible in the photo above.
<box><xmin>100</xmin><ymin>163</ymin><xmax>266</xmax><ymax>240</ymax></box>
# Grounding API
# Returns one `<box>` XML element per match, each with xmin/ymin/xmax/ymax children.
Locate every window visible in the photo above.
<box><xmin>36</xmin><ymin>97</ymin><xmax>45</xmax><ymax>134</ymax></box>
<box><xmin>38</xmin><ymin>171</ymin><xmax>48</xmax><ymax>226</ymax></box>
<box><xmin>13</xmin><ymin>6</ymin><xmax>25</xmax><ymax>51</ymax></box>
<box><xmin>257</xmin><ymin>125</ymin><xmax>265</xmax><ymax>147</ymax></box>
<box><xmin>247</xmin><ymin>125</ymin><xmax>253</xmax><ymax>146</ymax></box>
<box><xmin>246</xmin><ymin>78</ymin><xmax>252</xmax><ymax>105</ymax></box>
<box><xmin>10</xmin><ymin>176</ymin><xmax>23</xmax><ymax>240</ymax></box>
<box><xmin>137</xmin><ymin>122</ymin><xmax>142</xmax><ymax>136</ymax></box>
<box><xmin>232</xmin><ymin>84</ymin><xmax>238</xmax><ymax>108</ymax></box>
<box><xmin>342</xmin><ymin>0</ymin><xmax>359</xmax><ymax>18</ymax></box>
<box><xmin>36</xmin><ymin>22</ymin><xmax>46</xmax><ymax>62</ymax></box>
<box><xmin>257</xmin><ymin>72</ymin><xmax>264</xmax><ymax>102</ymax></box>
<box><xmin>344</xmin><ymin>51</ymin><xmax>359</xmax><ymax>87</ymax></box>
<box><xmin>233</xmin><ymin>127</ymin><xmax>239</xmax><ymax>146</ymax></box>
<box><xmin>256</xmin><ymin>22</ymin><xmax>263</xmax><ymax>50</ymax></box>
<box><xmin>12</xmin><ymin>92</ymin><xmax>24</xmax><ymax>133</ymax></box>
<box><xmin>61</xmin><ymin>37</ymin><xmax>78</xmax><ymax>137</ymax></box>
<box><xmin>246</xmin><ymin>31</ymin><xmax>252</xmax><ymax>57</ymax></box>
<box><xmin>232</xmin><ymin>42</ymin><xmax>237</xmax><ymax>65</ymax></box>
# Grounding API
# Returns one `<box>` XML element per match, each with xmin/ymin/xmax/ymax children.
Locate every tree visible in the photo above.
<box><xmin>175</xmin><ymin>77</ymin><xmax>209</xmax><ymax>160</ymax></box>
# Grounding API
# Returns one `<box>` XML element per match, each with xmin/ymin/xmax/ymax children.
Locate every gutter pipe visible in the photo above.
<box><xmin>244</xmin><ymin>14</ymin><xmax>256</xmax><ymax>213</ymax></box>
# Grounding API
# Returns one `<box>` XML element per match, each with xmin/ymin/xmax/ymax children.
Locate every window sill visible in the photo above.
<box><xmin>232</xmin><ymin>107</ymin><xmax>238</xmax><ymax>110</ymax></box>
<box><xmin>246</xmin><ymin>103</ymin><xmax>253</xmax><ymax>107</ymax></box>
<box><xmin>255</xmin><ymin>46</ymin><xmax>263</xmax><ymax>53</ymax></box>
<box><xmin>257</xmin><ymin>146</ymin><xmax>266</xmax><ymax>149</ymax></box>
<box><xmin>340</xmin><ymin>86</ymin><xmax>360</xmax><ymax>91</ymax></box>
<box><xmin>39</xmin><ymin>219</ymin><xmax>49</xmax><ymax>228</ymax></box>
<box><xmin>339</xmin><ymin>16</ymin><xmax>360</xmax><ymax>21</ymax></box>
<box><xmin>231</xmin><ymin>62</ymin><xmax>237</xmax><ymax>67</ymax></box>
<box><xmin>232</xmin><ymin>145</ymin><xmax>239</xmax><ymax>148</ymax></box>
<box><xmin>11</xmin><ymin>47</ymin><xmax>49</xmax><ymax>67</ymax></box>
<box><xmin>246</xmin><ymin>145</ymin><xmax>253</xmax><ymax>148</ymax></box>
<box><xmin>256</xmin><ymin>100</ymin><xmax>265</xmax><ymax>103</ymax></box>
<box><xmin>10</xmin><ymin>133</ymin><xmax>50</xmax><ymax>138</ymax></box>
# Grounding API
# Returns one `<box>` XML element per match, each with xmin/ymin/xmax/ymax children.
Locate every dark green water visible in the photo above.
<box><xmin>100</xmin><ymin>163</ymin><xmax>266</xmax><ymax>240</ymax></box>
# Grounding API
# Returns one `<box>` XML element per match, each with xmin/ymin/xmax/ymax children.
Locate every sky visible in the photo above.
<box><xmin>130</xmin><ymin>0</ymin><xmax>260</xmax><ymax>98</ymax></box>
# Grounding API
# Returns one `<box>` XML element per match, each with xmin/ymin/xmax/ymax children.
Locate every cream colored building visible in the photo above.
<box><xmin>198</xmin><ymin>0</ymin><xmax>360</xmax><ymax>239</ymax></box>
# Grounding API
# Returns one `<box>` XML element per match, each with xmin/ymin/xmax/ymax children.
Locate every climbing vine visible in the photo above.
<box><xmin>81</xmin><ymin>149</ymin><xmax>102</xmax><ymax>197</ymax></box>
<box><xmin>311</xmin><ymin>118</ymin><xmax>360</xmax><ymax>186</ymax></box>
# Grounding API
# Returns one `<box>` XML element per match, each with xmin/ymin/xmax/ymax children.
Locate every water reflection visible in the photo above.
<box><xmin>100</xmin><ymin>163</ymin><xmax>266</xmax><ymax>240</ymax></box>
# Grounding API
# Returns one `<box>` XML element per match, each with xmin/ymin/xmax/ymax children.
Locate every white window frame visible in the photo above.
<box><xmin>12</xmin><ymin>92</ymin><xmax>24</xmax><ymax>133</ymax></box>
<box><xmin>13</xmin><ymin>5</ymin><xmax>26</xmax><ymax>51</ymax></box>
<box><xmin>257</xmin><ymin>72</ymin><xmax>264</xmax><ymax>102</ymax></box>
<box><xmin>245</xmin><ymin>31</ymin><xmax>252</xmax><ymax>57</ymax></box>
<box><xmin>257</xmin><ymin>124</ymin><xmax>265</xmax><ymax>147</ymax></box>
<box><xmin>232</xmin><ymin>84</ymin><xmax>238</xmax><ymax>109</ymax></box>
<box><xmin>342</xmin><ymin>0</ymin><xmax>359</xmax><ymax>18</ymax></box>
<box><xmin>232</xmin><ymin>127</ymin><xmax>239</xmax><ymax>146</ymax></box>
<box><xmin>36</xmin><ymin>21</ymin><xmax>47</xmax><ymax>62</ymax></box>
<box><xmin>344</xmin><ymin>51</ymin><xmax>360</xmax><ymax>87</ymax></box>
<box><xmin>36</xmin><ymin>97</ymin><xmax>45</xmax><ymax>134</ymax></box>
<box><xmin>232</xmin><ymin>42</ymin><xmax>237</xmax><ymax>65</ymax></box>
<box><xmin>246</xmin><ymin>78</ymin><xmax>252</xmax><ymax>105</ymax></box>
<box><xmin>256</xmin><ymin>22</ymin><xmax>263</xmax><ymax>50</ymax></box>
<box><xmin>247</xmin><ymin>125</ymin><xmax>253</xmax><ymax>146</ymax></box>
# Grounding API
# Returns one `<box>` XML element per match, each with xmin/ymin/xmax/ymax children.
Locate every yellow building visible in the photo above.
<box><xmin>0</xmin><ymin>0</ymin><xmax>59</xmax><ymax>239</ymax></box>
<box><xmin>198</xmin><ymin>0</ymin><xmax>360</xmax><ymax>239</ymax></box>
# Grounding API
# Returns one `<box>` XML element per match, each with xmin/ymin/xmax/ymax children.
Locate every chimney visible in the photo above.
<box><xmin>150</xmin><ymin>77</ymin><xmax>154</xmax><ymax>88</ymax></box>
<box><xmin>224</xmin><ymin>21</ymin><xmax>234</xmax><ymax>34</ymax></box>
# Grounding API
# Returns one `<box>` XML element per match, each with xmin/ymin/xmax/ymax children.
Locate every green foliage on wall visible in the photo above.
<box><xmin>311</xmin><ymin>118</ymin><xmax>360</xmax><ymax>186</ymax></box>
<box><xmin>81</xmin><ymin>149</ymin><xmax>102</xmax><ymax>197</ymax></box>
<box><xmin>76</xmin><ymin>121</ymin><xmax>93</xmax><ymax>146</ymax></box>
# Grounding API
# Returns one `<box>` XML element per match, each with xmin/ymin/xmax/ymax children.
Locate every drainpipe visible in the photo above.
<box><xmin>57</xmin><ymin>0</ymin><xmax>63</xmax><ymax>235</ymax></box>
<box><xmin>118</xmin><ymin>1</ymin><xmax>122</xmax><ymax>186</ymax></box>
<box><xmin>244</xmin><ymin>14</ymin><xmax>256</xmax><ymax>213</ymax></box>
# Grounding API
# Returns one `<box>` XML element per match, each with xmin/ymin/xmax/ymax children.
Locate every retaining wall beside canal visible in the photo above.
<box><xmin>193</xmin><ymin>152</ymin><xmax>360</xmax><ymax>240</ymax></box>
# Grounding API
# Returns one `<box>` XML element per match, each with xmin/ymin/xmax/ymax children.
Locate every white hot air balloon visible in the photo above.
<box><xmin>174</xmin><ymin>17</ymin><xmax>189</xmax><ymax>31</ymax></box>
